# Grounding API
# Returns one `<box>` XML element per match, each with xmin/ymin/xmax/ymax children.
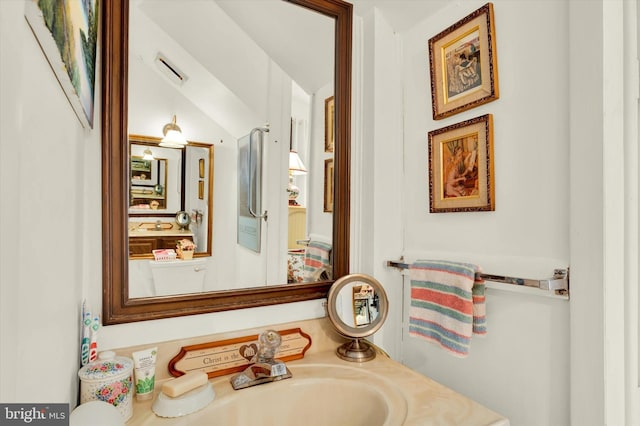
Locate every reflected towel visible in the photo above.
<box><xmin>409</xmin><ymin>260</ymin><xmax>486</xmax><ymax>357</ymax></box>
<box><xmin>303</xmin><ymin>240</ymin><xmax>332</xmax><ymax>281</ymax></box>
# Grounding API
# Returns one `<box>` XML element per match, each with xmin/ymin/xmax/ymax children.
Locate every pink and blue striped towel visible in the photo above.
<box><xmin>303</xmin><ymin>240</ymin><xmax>332</xmax><ymax>281</ymax></box>
<box><xmin>409</xmin><ymin>260</ymin><xmax>486</xmax><ymax>357</ymax></box>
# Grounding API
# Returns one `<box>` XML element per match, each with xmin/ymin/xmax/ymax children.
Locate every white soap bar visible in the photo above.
<box><xmin>162</xmin><ymin>371</ymin><xmax>209</xmax><ymax>398</ymax></box>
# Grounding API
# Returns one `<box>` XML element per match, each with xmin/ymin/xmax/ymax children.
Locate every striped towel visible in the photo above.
<box><xmin>409</xmin><ymin>260</ymin><xmax>486</xmax><ymax>357</ymax></box>
<box><xmin>303</xmin><ymin>240</ymin><xmax>332</xmax><ymax>281</ymax></box>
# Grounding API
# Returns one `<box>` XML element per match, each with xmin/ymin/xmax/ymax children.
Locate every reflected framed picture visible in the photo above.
<box><xmin>428</xmin><ymin>3</ymin><xmax>499</xmax><ymax>120</ymax></box>
<box><xmin>324</xmin><ymin>158</ymin><xmax>334</xmax><ymax>213</ymax></box>
<box><xmin>199</xmin><ymin>158</ymin><xmax>205</xmax><ymax>178</ymax></box>
<box><xmin>25</xmin><ymin>0</ymin><xmax>100</xmax><ymax>128</ymax></box>
<box><xmin>198</xmin><ymin>180</ymin><xmax>204</xmax><ymax>200</ymax></box>
<box><xmin>428</xmin><ymin>114</ymin><xmax>494</xmax><ymax>213</ymax></box>
<box><xmin>324</xmin><ymin>96</ymin><xmax>335</xmax><ymax>152</ymax></box>
<box><xmin>353</xmin><ymin>298</ymin><xmax>370</xmax><ymax>326</ymax></box>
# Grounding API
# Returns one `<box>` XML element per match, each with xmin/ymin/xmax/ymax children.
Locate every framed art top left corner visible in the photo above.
<box><xmin>25</xmin><ymin>0</ymin><xmax>100</xmax><ymax>129</ymax></box>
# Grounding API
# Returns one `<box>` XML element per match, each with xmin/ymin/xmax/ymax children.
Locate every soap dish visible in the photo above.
<box><xmin>152</xmin><ymin>383</ymin><xmax>215</xmax><ymax>418</ymax></box>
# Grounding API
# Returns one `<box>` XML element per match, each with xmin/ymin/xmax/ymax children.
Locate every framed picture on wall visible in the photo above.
<box><xmin>428</xmin><ymin>114</ymin><xmax>495</xmax><ymax>213</ymax></box>
<box><xmin>428</xmin><ymin>3</ymin><xmax>499</xmax><ymax>120</ymax></box>
<box><xmin>324</xmin><ymin>96</ymin><xmax>335</xmax><ymax>152</ymax></box>
<box><xmin>25</xmin><ymin>0</ymin><xmax>100</xmax><ymax>128</ymax></box>
<box><xmin>324</xmin><ymin>158</ymin><xmax>334</xmax><ymax>212</ymax></box>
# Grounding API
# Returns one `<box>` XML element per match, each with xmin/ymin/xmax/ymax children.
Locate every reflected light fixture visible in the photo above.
<box><xmin>142</xmin><ymin>148</ymin><xmax>154</xmax><ymax>160</ymax></box>
<box><xmin>159</xmin><ymin>115</ymin><xmax>188</xmax><ymax>148</ymax></box>
<box><xmin>287</xmin><ymin>150</ymin><xmax>307</xmax><ymax>205</ymax></box>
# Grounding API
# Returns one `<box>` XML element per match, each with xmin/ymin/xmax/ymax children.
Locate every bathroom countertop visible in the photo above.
<box><xmin>128</xmin><ymin>221</ymin><xmax>194</xmax><ymax>238</ymax></box>
<box><xmin>129</xmin><ymin>229</ymin><xmax>194</xmax><ymax>237</ymax></box>
<box><xmin>126</xmin><ymin>349</ymin><xmax>509</xmax><ymax>426</ymax></box>
<box><xmin>115</xmin><ymin>318</ymin><xmax>508</xmax><ymax>425</ymax></box>
<box><xmin>355</xmin><ymin>350</ymin><xmax>510</xmax><ymax>426</ymax></box>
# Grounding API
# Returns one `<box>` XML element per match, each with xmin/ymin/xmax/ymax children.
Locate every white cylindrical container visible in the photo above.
<box><xmin>70</xmin><ymin>401</ymin><xmax>124</xmax><ymax>426</ymax></box>
<box><xmin>78</xmin><ymin>351</ymin><xmax>134</xmax><ymax>422</ymax></box>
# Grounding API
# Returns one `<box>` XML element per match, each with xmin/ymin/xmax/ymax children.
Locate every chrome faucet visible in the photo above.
<box><xmin>230</xmin><ymin>330</ymin><xmax>292</xmax><ymax>390</ymax></box>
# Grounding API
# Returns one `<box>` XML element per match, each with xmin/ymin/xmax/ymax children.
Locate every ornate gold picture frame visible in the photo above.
<box><xmin>429</xmin><ymin>3</ymin><xmax>499</xmax><ymax>120</ymax></box>
<box><xmin>428</xmin><ymin>114</ymin><xmax>494</xmax><ymax>213</ymax></box>
<box><xmin>324</xmin><ymin>158</ymin><xmax>334</xmax><ymax>212</ymax></box>
<box><xmin>324</xmin><ymin>96</ymin><xmax>335</xmax><ymax>152</ymax></box>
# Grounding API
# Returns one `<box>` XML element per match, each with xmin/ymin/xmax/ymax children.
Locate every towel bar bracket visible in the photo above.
<box><xmin>385</xmin><ymin>260</ymin><xmax>570</xmax><ymax>298</ymax></box>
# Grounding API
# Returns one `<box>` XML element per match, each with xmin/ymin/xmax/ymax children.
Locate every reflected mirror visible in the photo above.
<box><xmin>130</xmin><ymin>156</ymin><xmax>168</xmax><ymax>210</ymax></box>
<box><xmin>327</xmin><ymin>274</ymin><xmax>389</xmax><ymax>362</ymax></box>
<box><xmin>102</xmin><ymin>0</ymin><xmax>352</xmax><ymax>324</ymax></box>
<box><xmin>128</xmin><ymin>135</ymin><xmax>213</xmax><ymax>263</ymax></box>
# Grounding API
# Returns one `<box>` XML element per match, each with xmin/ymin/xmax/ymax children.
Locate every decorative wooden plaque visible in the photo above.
<box><xmin>168</xmin><ymin>328</ymin><xmax>312</xmax><ymax>378</ymax></box>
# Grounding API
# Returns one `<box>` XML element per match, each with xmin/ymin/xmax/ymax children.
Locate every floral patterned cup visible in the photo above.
<box><xmin>78</xmin><ymin>351</ymin><xmax>134</xmax><ymax>421</ymax></box>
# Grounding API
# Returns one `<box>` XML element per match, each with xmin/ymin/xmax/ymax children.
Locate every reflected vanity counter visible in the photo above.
<box><xmin>115</xmin><ymin>318</ymin><xmax>509</xmax><ymax>425</ymax></box>
<box><xmin>129</xmin><ymin>221</ymin><xmax>194</xmax><ymax>257</ymax></box>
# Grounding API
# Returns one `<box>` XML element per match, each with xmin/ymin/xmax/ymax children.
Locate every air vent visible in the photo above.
<box><xmin>155</xmin><ymin>53</ymin><xmax>188</xmax><ymax>86</ymax></box>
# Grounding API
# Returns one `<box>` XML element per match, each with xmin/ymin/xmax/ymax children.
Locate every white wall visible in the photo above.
<box><xmin>358</xmin><ymin>1</ymin><xmax>637</xmax><ymax>425</ymax></box>
<box><xmin>0</xmin><ymin>0</ymin><xmax>102</xmax><ymax>403</ymax></box>
<box><xmin>569</xmin><ymin>1</ymin><xmax>639</xmax><ymax>425</ymax></box>
<box><xmin>568</xmin><ymin>2</ymin><xmax>605</xmax><ymax>424</ymax></box>
<box><xmin>362</xmin><ymin>1</ymin><xmax>571</xmax><ymax>425</ymax></box>
<box><xmin>354</xmin><ymin>9</ymin><xmax>404</xmax><ymax>359</ymax></box>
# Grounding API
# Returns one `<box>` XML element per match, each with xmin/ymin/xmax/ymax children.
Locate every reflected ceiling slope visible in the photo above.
<box><xmin>131</xmin><ymin>2</ymin><xmax>261</xmax><ymax>138</ymax></box>
<box><xmin>136</xmin><ymin>0</ymin><xmax>333</xmax><ymax>100</ymax></box>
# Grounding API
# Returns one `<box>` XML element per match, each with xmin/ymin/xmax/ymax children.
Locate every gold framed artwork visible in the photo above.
<box><xmin>428</xmin><ymin>3</ymin><xmax>499</xmax><ymax>120</ymax></box>
<box><xmin>324</xmin><ymin>96</ymin><xmax>335</xmax><ymax>152</ymax></box>
<box><xmin>428</xmin><ymin>114</ymin><xmax>494</xmax><ymax>213</ymax></box>
<box><xmin>324</xmin><ymin>158</ymin><xmax>334</xmax><ymax>212</ymax></box>
<box><xmin>199</xmin><ymin>158</ymin><xmax>205</xmax><ymax>178</ymax></box>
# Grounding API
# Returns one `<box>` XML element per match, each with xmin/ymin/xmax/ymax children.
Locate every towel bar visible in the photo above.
<box><xmin>385</xmin><ymin>259</ymin><xmax>569</xmax><ymax>297</ymax></box>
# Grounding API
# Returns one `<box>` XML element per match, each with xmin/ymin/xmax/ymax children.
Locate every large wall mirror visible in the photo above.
<box><xmin>102</xmin><ymin>0</ymin><xmax>352</xmax><ymax>324</ymax></box>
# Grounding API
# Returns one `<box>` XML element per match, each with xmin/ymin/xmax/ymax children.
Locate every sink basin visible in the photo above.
<box><xmin>139</xmin><ymin>364</ymin><xmax>408</xmax><ymax>426</ymax></box>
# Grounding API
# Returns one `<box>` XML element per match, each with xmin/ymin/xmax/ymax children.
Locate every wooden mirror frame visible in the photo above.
<box><xmin>102</xmin><ymin>0</ymin><xmax>352</xmax><ymax>324</ymax></box>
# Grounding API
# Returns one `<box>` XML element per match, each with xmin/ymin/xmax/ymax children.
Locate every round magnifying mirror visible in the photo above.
<box><xmin>327</xmin><ymin>274</ymin><xmax>389</xmax><ymax>362</ymax></box>
<box><xmin>175</xmin><ymin>211</ymin><xmax>191</xmax><ymax>230</ymax></box>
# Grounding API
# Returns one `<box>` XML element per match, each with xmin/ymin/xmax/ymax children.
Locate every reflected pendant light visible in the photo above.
<box><xmin>159</xmin><ymin>115</ymin><xmax>188</xmax><ymax>148</ymax></box>
<box><xmin>142</xmin><ymin>148</ymin><xmax>154</xmax><ymax>160</ymax></box>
